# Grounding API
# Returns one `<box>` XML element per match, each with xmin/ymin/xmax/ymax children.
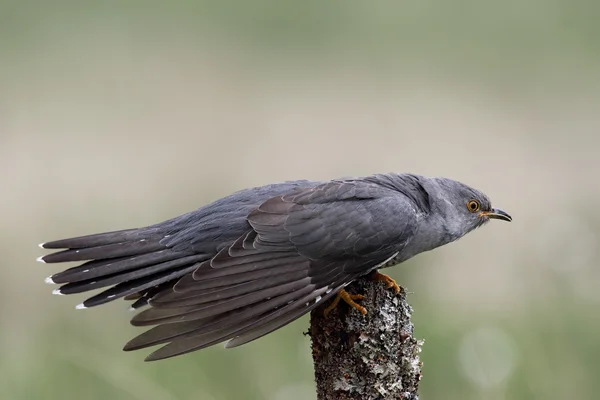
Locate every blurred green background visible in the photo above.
<box><xmin>2</xmin><ymin>1</ymin><xmax>599</xmax><ymax>399</ymax></box>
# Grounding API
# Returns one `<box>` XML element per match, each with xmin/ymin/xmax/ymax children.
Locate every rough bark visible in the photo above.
<box><xmin>310</xmin><ymin>276</ymin><xmax>423</xmax><ymax>400</ymax></box>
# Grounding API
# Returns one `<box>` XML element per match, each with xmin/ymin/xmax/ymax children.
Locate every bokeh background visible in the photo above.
<box><xmin>2</xmin><ymin>1</ymin><xmax>599</xmax><ymax>399</ymax></box>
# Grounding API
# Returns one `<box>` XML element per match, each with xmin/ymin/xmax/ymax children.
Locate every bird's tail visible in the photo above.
<box><xmin>38</xmin><ymin>229</ymin><xmax>208</xmax><ymax>309</ymax></box>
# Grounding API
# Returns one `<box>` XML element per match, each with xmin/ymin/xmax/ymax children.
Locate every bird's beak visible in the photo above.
<box><xmin>479</xmin><ymin>208</ymin><xmax>512</xmax><ymax>222</ymax></box>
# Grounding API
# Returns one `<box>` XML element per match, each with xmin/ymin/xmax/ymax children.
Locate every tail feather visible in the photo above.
<box><xmin>81</xmin><ymin>264</ymin><xmax>200</xmax><ymax>308</ymax></box>
<box><xmin>41</xmin><ymin>229</ymin><xmax>147</xmax><ymax>249</ymax></box>
<box><xmin>50</xmin><ymin>250</ymin><xmax>180</xmax><ymax>284</ymax></box>
<box><xmin>129</xmin><ymin>282</ymin><xmax>174</xmax><ymax>310</ymax></box>
<box><xmin>41</xmin><ymin>240</ymin><xmax>165</xmax><ymax>263</ymax></box>
<box><xmin>56</xmin><ymin>254</ymin><xmax>208</xmax><ymax>295</ymax></box>
<box><xmin>40</xmin><ymin>229</ymin><xmax>208</xmax><ymax>308</ymax></box>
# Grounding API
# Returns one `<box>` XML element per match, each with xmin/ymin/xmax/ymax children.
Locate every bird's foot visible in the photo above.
<box><xmin>370</xmin><ymin>271</ymin><xmax>401</xmax><ymax>294</ymax></box>
<box><xmin>323</xmin><ymin>289</ymin><xmax>367</xmax><ymax>316</ymax></box>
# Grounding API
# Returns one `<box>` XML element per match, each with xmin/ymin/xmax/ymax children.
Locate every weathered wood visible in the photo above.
<box><xmin>310</xmin><ymin>277</ymin><xmax>423</xmax><ymax>400</ymax></box>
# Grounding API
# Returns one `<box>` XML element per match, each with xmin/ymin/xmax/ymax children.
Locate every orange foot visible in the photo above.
<box><xmin>323</xmin><ymin>289</ymin><xmax>367</xmax><ymax>316</ymax></box>
<box><xmin>370</xmin><ymin>271</ymin><xmax>401</xmax><ymax>294</ymax></box>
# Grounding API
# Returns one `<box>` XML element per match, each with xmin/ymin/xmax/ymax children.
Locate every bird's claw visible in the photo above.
<box><xmin>371</xmin><ymin>271</ymin><xmax>401</xmax><ymax>294</ymax></box>
<box><xmin>323</xmin><ymin>289</ymin><xmax>367</xmax><ymax>316</ymax></box>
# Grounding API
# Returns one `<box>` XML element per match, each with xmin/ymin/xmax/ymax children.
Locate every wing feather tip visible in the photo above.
<box><xmin>38</xmin><ymin>242</ymin><xmax>46</xmax><ymax>249</ymax></box>
<box><xmin>44</xmin><ymin>276</ymin><xmax>55</xmax><ymax>284</ymax></box>
<box><xmin>122</xmin><ymin>340</ymin><xmax>138</xmax><ymax>352</ymax></box>
<box><xmin>144</xmin><ymin>351</ymin><xmax>166</xmax><ymax>362</ymax></box>
<box><xmin>52</xmin><ymin>288</ymin><xmax>63</xmax><ymax>296</ymax></box>
<box><xmin>36</xmin><ymin>256</ymin><xmax>46</xmax><ymax>264</ymax></box>
<box><xmin>123</xmin><ymin>336</ymin><xmax>160</xmax><ymax>353</ymax></box>
<box><xmin>75</xmin><ymin>303</ymin><xmax>88</xmax><ymax>310</ymax></box>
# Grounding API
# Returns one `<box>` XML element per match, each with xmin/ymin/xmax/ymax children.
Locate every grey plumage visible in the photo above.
<box><xmin>38</xmin><ymin>172</ymin><xmax>511</xmax><ymax>360</ymax></box>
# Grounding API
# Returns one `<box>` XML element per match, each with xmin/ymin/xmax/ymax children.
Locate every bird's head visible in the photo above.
<box><xmin>427</xmin><ymin>177</ymin><xmax>512</xmax><ymax>240</ymax></box>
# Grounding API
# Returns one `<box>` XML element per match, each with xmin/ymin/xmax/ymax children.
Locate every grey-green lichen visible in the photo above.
<box><xmin>310</xmin><ymin>277</ymin><xmax>423</xmax><ymax>400</ymax></box>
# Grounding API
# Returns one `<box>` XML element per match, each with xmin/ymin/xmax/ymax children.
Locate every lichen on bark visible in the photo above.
<box><xmin>310</xmin><ymin>277</ymin><xmax>423</xmax><ymax>400</ymax></box>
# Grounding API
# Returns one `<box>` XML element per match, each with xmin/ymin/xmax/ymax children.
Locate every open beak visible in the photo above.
<box><xmin>479</xmin><ymin>208</ymin><xmax>512</xmax><ymax>222</ymax></box>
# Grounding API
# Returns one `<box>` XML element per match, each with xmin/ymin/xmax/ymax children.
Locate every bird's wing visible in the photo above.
<box><xmin>38</xmin><ymin>181</ymin><xmax>319</xmax><ymax>309</ymax></box>
<box><xmin>127</xmin><ymin>180</ymin><xmax>419</xmax><ymax>360</ymax></box>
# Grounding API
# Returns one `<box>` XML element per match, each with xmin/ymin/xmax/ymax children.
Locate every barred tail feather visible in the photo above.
<box><xmin>39</xmin><ymin>229</ymin><xmax>209</xmax><ymax>308</ymax></box>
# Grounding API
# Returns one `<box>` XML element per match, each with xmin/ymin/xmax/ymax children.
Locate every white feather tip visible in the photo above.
<box><xmin>52</xmin><ymin>289</ymin><xmax>64</xmax><ymax>296</ymax></box>
<box><xmin>44</xmin><ymin>276</ymin><xmax>55</xmax><ymax>284</ymax></box>
<box><xmin>38</xmin><ymin>242</ymin><xmax>46</xmax><ymax>249</ymax></box>
<box><xmin>36</xmin><ymin>256</ymin><xmax>46</xmax><ymax>263</ymax></box>
<box><xmin>75</xmin><ymin>303</ymin><xmax>87</xmax><ymax>310</ymax></box>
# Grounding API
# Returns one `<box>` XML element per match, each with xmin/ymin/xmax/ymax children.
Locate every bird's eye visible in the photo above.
<box><xmin>466</xmin><ymin>200</ymin><xmax>481</xmax><ymax>213</ymax></box>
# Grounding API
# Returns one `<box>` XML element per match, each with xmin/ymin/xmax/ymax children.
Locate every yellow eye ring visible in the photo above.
<box><xmin>467</xmin><ymin>200</ymin><xmax>481</xmax><ymax>213</ymax></box>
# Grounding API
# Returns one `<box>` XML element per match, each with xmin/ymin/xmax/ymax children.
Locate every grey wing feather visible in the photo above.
<box><xmin>40</xmin><ymin>180</ymin><xmax>319</xmax><ymax>308</ymax></box>
<box><xmin>128</xmin><ymin>180</ymin><xmax>419</xmax><ymax>359</ymax></box>
<box><xmin>40</xmin><ymin>175</ymin><xmax>422</xmax><ymax>359</ymax></box>
<box><xmin>248</xmin><ymin>180</ymin><xmax>418</xmax><ymax>261</ymax></box>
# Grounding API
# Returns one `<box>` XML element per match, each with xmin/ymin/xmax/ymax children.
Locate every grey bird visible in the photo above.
<box><xmin>38</xmin><ymin>172</ymin><xmax>511</xmax><ymax>361</ymax></box>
